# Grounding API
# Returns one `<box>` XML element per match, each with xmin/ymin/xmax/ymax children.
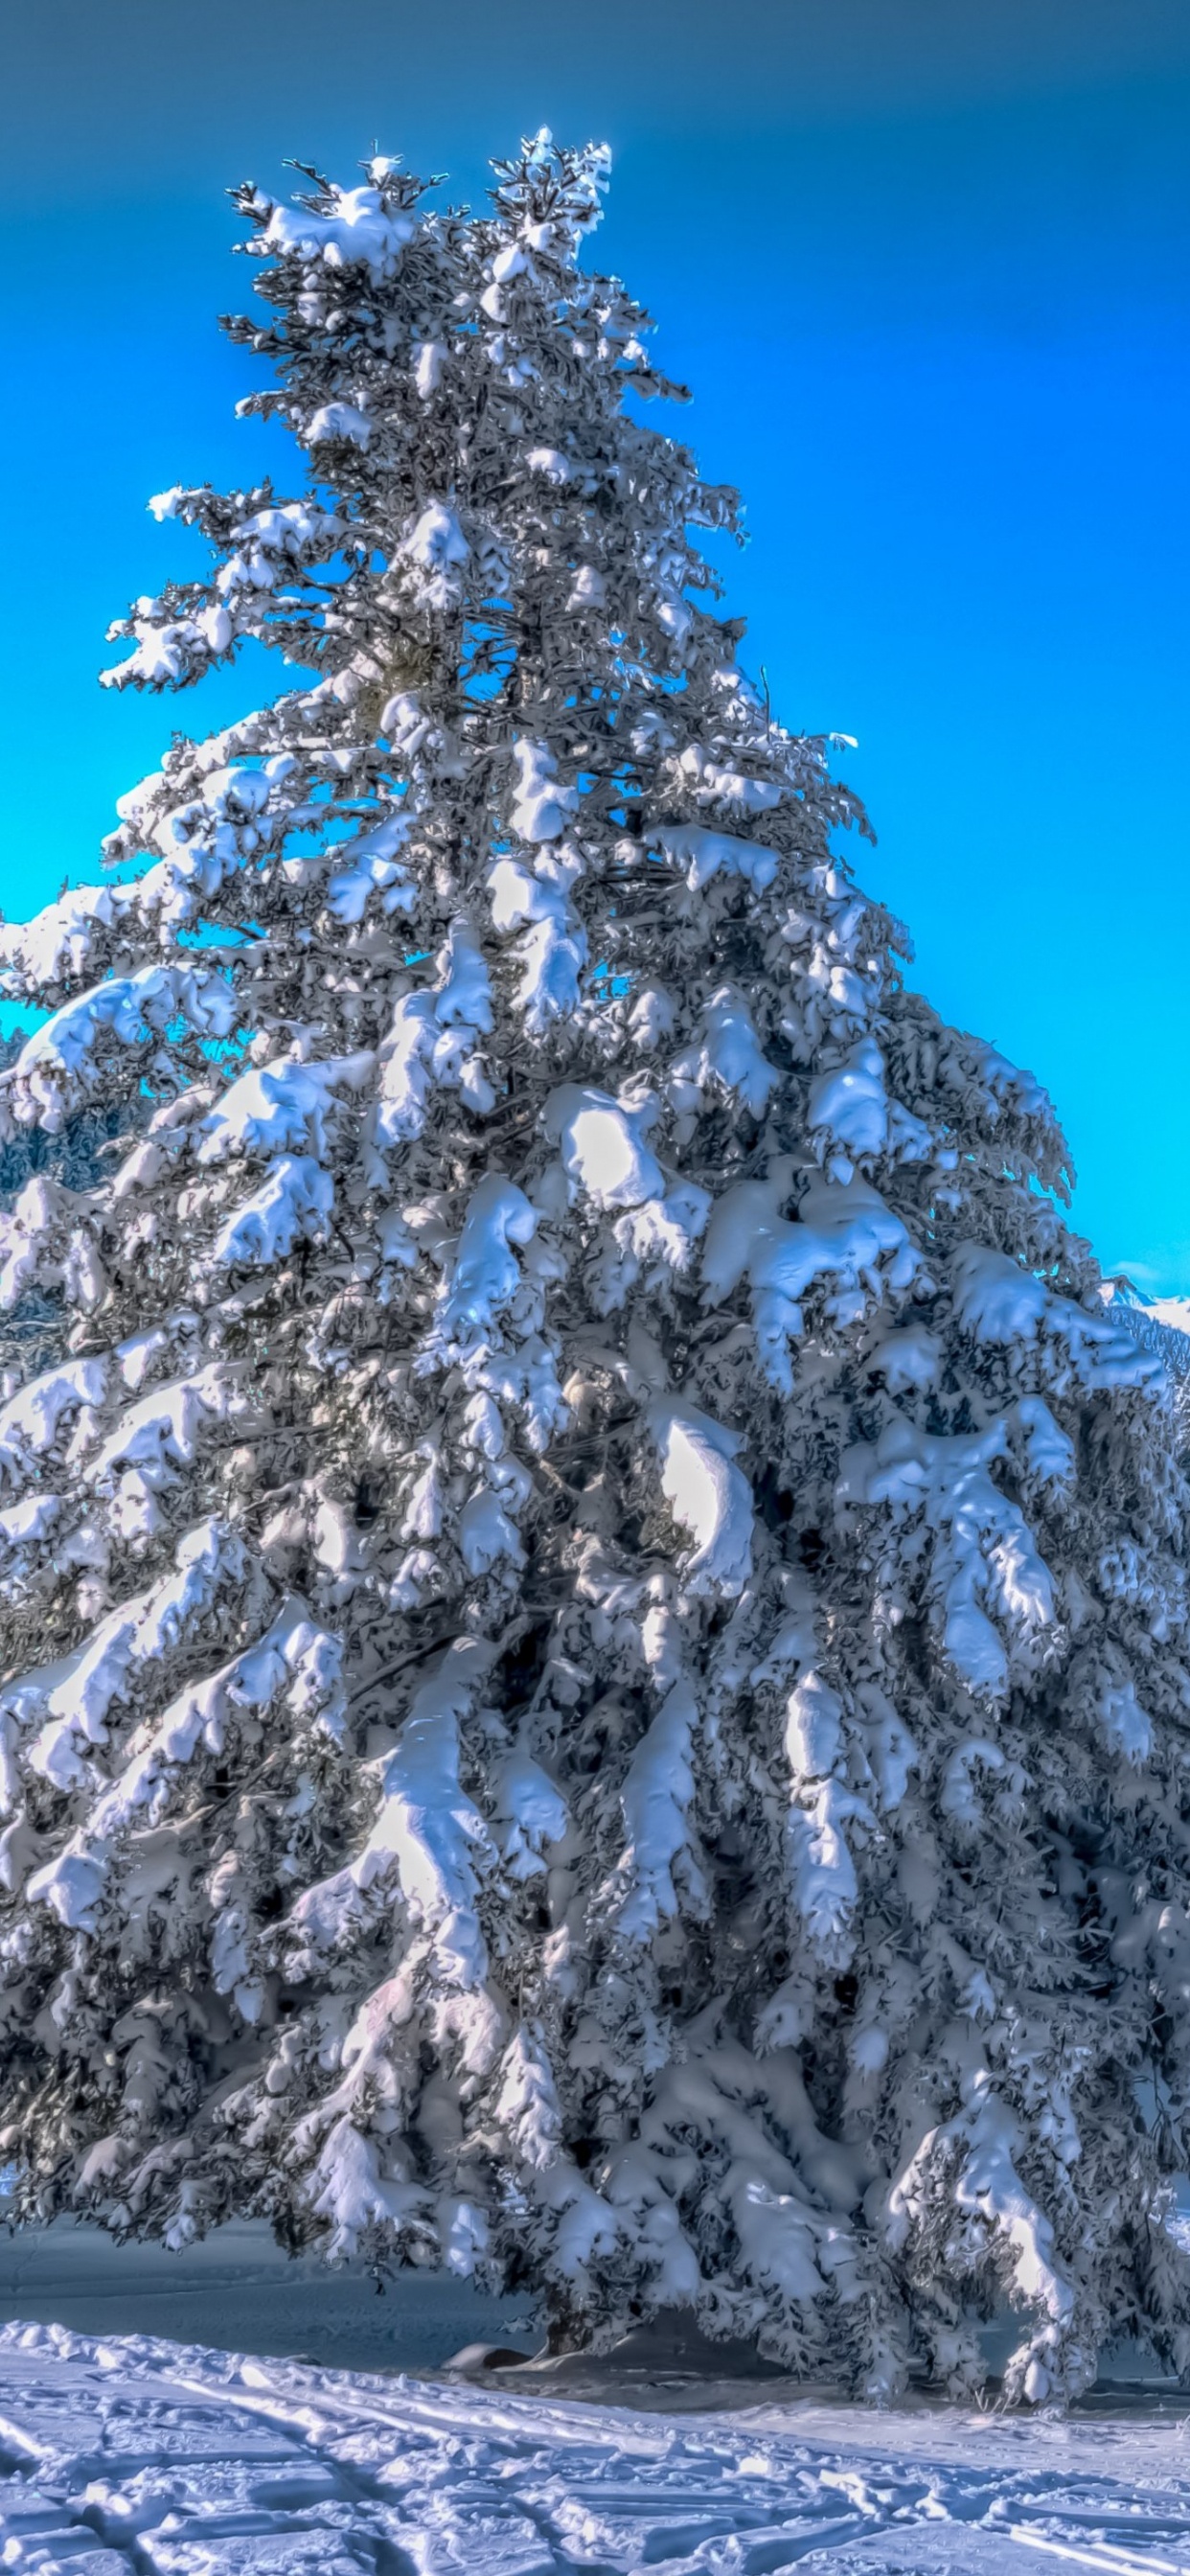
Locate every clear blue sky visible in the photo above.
<box><xmin>2</xmin><ymin>2</ymin><xmax>1187</xmax><ymax>1284</ymax></box>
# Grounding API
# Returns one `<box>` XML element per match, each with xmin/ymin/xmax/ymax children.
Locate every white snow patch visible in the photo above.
<box><xmin>306</xmin><ymin>399</ymin><xmax>372</xmax><ymax>448</ymax></box>
<box><xmin>510</xmin><ymin>737</ymin><xmax>579</xmax><ymax>842</ymax></box>
<box><xmin>198</xmin><ymin>1053</ymin><xmax>373</xmax><ymax>1164</ymax></box>
<box><xmin>1</xmin><ymin>967</ymin><xmax>237</xmax><ymax>1131</ymax></box>
<box><xmin>488</xmin><ymin>845</ymin><xmax>587</xmax><ymax>1030</ymax></box>
<box><xmin>254</xmin><ymin>182</ymin><xmax>415</xmax><ymax>276</ymax></box>
<box><xmin>837</xmin><ymin>1415</ymin><xmax>1058</xmax><ymax>1699</ymax></box>
<box><xmin>214</xmin><ymin>1157</ymin><xmax>335</xmax><ymax>1266</ymax></box>
<box><xmin>672</xmin><ymin>986</ymin><xmax>778</xmax><ymax>1117</ymax></box>
<box><xmin>355</xmin><ymin>1641</ymin><xmax>495</xmax><ymax>1990</ymax></box>
<box><xmin>546</xmin><ymin>1083</ymin><xmax>665</xmax><ymax>1210</ymax></box>
<box><xmin>652</xmin><ymin>820</ymin><xmax>781</xmax><ymax>892</ymax></box>
<box><xmin>400</xmin><ymin>500</ymin><xmax>469</xmax><ymax>605</ymax></box>
<box><xmin>610</xmin><ymin>1677</ymin><xmax>704</xmax><ymax>1938</ymax></box>
<box><xmin>649</xmin><ymin>1398</ymin><xmax>754</xmax><ymax>1597</ymax></box>
<box><xmin>703</xmin><ymin>1171</ymin><xmax>918</xmax><ymax>1391</ymax></box>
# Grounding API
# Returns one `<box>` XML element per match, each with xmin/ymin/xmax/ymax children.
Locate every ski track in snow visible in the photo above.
<box><xmin>0</xmin><ymin>2327</ymin><xmax>1188</xmax><ymax>2571</ymax></box>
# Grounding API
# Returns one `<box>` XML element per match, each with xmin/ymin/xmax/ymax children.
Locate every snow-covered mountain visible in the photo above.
<box><xmin>1104</xmin><ymin>1278</ymin><xmax>1190</xmax><ymax>1385</ymax></box>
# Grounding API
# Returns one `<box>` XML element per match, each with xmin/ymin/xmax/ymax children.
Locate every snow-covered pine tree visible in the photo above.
<box><xmin>0</xmin><ymin>134</ymin><xmax>1187</xmax><ymax>2404</ymax></box>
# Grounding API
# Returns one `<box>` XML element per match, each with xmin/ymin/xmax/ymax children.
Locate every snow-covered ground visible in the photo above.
<box><xmin>0</xmin><ymin>2320</ymin><xmax>1189</xmax><ymax>2573</ymax></box>
<box><xmin>0</xmin><ymin>2218</ymin><xmax>538</xmax><ymax>2380</ymax></box>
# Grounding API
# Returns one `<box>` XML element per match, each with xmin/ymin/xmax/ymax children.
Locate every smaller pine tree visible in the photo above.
<box><xmin>0</xmin><ymin>135</ymin><xmax>1186</xmax><ymax>2404</ymax></box>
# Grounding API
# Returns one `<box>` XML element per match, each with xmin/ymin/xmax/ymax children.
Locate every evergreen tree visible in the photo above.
<box><xmin>0</xmin><ymin>136</ymin><xmax>1186</xmax><ymax>2403</ymax></box>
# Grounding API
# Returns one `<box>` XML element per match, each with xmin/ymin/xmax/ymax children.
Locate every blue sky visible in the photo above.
<box><xmin>2</xmin><ymin>1</ymin><xmax>1187</xmax><ymax>1284</ymax></box>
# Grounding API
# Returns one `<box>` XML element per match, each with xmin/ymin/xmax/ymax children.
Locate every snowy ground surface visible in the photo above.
<box><xmin>0</xmin><ymin>2219</ymin><xmax>538</xmax><ymax>2378</ymax></box>
<box><xmin>0</xmin><ymin>2319</ymin><xmax>1189</xmax><ymax>2573</ymax></box>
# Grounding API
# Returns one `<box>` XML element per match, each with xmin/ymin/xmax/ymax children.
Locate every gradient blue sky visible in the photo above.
<box><xmin>2</xmin><ymin>1</ymin><xmax>1188</xmax><ymax>1283</ymax></box>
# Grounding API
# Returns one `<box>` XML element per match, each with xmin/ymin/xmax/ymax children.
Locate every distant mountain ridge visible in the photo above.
<box><xmin>1105</xmin><ymin>1279</ymin><xmax>1190</xmax><ymax>1386</ymax></box>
